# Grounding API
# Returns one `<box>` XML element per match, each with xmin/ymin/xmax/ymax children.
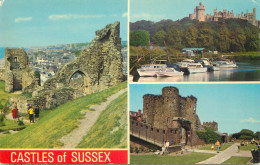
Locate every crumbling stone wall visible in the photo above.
<box><xmin>4</xmin><ymin>48</ymin><xmax>40</xmax><ymax>93</ymax></box>
<box><xmin>7</xmin><ymin>22</ymin><xmax>124</xmax><ymax>111</ymax></box>
<box><xmin>203</xmin><ymin>121</ymin><xmax>218</xmax><ymax>131</ymax></box>
<box><xmin>0</xmin><ymin>69</ymin><xmax>5</xmax><ymax>80</ymax></box>
<box><xmin>43</xmin><ymin>22</ymin><xmax>123</xmax><ymax>95</ymax></box>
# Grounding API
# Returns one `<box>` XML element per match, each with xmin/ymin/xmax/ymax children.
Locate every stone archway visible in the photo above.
<box><xmin>68</xmin><ymin>70</ymin><xmax>88</xmax><ymax>94</ymax></box>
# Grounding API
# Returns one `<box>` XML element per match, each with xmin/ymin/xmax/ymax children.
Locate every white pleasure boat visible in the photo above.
<box><xmin>137</xmin><ymin>60</ymin><xmax>183</xmax><ymax>77</ymax></box>
<box><xmin>187</xmin><ymin>63</ymin><xmax>207</xmax><ymax>73</ymax></box>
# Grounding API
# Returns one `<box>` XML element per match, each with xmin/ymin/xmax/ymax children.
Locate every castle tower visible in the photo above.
<box><xmin>196</xmin><ymin>2</ymin><xmax>205</xmax><ymax>21</ymax></box>
<box><xmin>162</xmin><ymin>87</ymin><xmax>180</xmax><ymax>120</ymax></box>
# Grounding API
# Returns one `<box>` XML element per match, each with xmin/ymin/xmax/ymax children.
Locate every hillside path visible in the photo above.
<box><xmin>6</xmin><ymin>113</ymin><xmax>30</xmax><ymax>123</ymax></box>
<box><xmin>60</xmin><ymin>88</ymin><xmax>127</xmax><ymax>148</ymax></box>
<box><xmin>195</xmin><ymin>143</ymin><xmax>243</xmax><ymax>164</ymax></box>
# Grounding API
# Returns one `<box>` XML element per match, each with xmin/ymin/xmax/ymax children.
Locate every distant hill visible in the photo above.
<box><xmin>130</xmin><ymin>18</ymin><xmax>260</xmax><ymax>52</ymax></box>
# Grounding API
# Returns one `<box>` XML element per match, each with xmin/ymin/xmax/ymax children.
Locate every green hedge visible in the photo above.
<box><xmin>197</xmin><ymin>128</ymin><xmax>221</xmax><ymax>144</ymax></box>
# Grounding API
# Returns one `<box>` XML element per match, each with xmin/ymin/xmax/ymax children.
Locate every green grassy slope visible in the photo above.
<box><xmin>77</xmin><ymin>91</ymin><xmax>127</xmax><ymax>148</ymax></box>
<box><xmin>0</xmin><ymin>80</ymin><xmax>20</xmax><ymax>106</ymax></box>
<box><xmin>0</xmin><ymin>81</ymin><xmax>127</xmax><ymax>148</ymax></box>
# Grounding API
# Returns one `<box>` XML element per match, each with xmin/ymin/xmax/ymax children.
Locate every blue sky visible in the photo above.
<box><xmin>0</xmin><ymin>0</ymin><xmax>127</xmax><ymax>47</ymax></box>
<box><xmin>130</xmin><ymin>84</ymin><xmax>260</xmax><ymax>134</ymax></box>
<box><xmin>130</xmin><ymin>0</ymin><xmax>260</xmax><ymax>22</ymax></box>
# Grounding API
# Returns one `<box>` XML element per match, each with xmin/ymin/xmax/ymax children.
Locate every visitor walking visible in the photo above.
<box><xmin>34</xmin><ymin>105</ymin><xmax>40</xmax><ymax>122</ymax></box>
<box><xmin>28</xmin><ymin>105</ymin><xmax>34</xmax><ymax>123</ymax></box>
<box><xmin>11</xmin><ymin>105</ymin><xmax>17</xmax><ymax>119</ymax></box>
<box><xmin>215</xmin><ymin>140</ymin><xmax>220</xmax><ymax>153</ymax></box>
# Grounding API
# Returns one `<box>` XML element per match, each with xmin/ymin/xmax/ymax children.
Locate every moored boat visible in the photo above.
<box><xmin>137</xmin><ymin>60</ymin><xmax>183</xmax><ymax>77</ymax></box>
<box><xmin>187</xmin><ymin>63</ymin><xmax>207</xmax><ymax>73</ymax></box>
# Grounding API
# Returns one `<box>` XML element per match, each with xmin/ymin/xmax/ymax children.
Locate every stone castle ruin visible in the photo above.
<box><xmin>4</xmin><ymin>22</ymin><xmax>124</xmax><ymax>113</ymax></box>
<box><xmin>189</xmin><ymin>2</ymin><xmax>259</xmax><ymax>27</ymax></box>
<box><xmin>130</xmin><ymin>86</ymin><xmax>218</xmax><ymax>149</ymax></box>
<box><xmin>0</xmin><ymin>48</ymin><xmax>40</xmax><ymax>93</ymax></box>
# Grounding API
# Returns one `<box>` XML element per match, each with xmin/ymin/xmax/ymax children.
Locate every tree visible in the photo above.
<box><xmin>244</xmin><ymin>27</ymin><xmax>260</xmax><ymax>51</ymax></box>
<box><xmin>184</xmin><ymin>26</ymin><xmax>198</xmax><ymax>47</ymax></box>
<box><xmin>166</xmin><ymin>27</ymin><xmax>183</xmax><ymax>49</ymax></box>
<box><xmin>151</xmin><ymin>30</ymin><xmax>166</xmax><ymax>46</ymax></box>
<box><xmin>239</xmin><ymin>129</ymin><xmax>254</xmax><ymax>140</ymax></box>
<box><xmin>198</xmin><ymin>24</ymin><xmax>215</xmax><ymax>50</ymax></box>
<box><xmin>230</xmin><ymin>27</ymin><xmax>246</xmax><ymax>52</ymax></box>
<box><xmin>130</xmin><ymin>30</ymin><xmax>150</xmax><ymax>46</ymax></box>
<box><xmin>217</xmin><ymin>25</ymin><xmax>231</xmax><ymax>52</ymax></box>
<box><xmin>255</xmin><ymin>132</ymin><xmax>260</xmax><ymax>140</ymax></box>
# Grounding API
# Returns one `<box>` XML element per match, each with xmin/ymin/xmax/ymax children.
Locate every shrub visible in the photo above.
<box><xmin>18</xmin><ymin>120</ymin><xmax>24</xmax><ymax>126</ymax></box>
<box><xmin>197</xmin><ymin>128</ymin><xmax>222</xmax><ymax>144</ymax></box>
<box><xmin>0</xmin><ymin>114</ymin><xmax>5</xmax><ymax>122</ymax></box>
<box><xmin>34</xmin><ymin>71</ymin><xmax>40</xmax><ymax>78</ymax></box>
<box><xmin>0</xmin><ymin>114</ymin><xmax>5</xmax><ymax>127</ymax></box>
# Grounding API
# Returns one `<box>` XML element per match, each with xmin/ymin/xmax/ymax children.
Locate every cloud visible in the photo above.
<box><xmin>0</xmin><ymin>0</ymin><xmax>5</xmax><ymax>7</ymax></box>
<box><xmin>49</xmin><ymin>14</ymin><xmax>105</xmax><ymax>21</ymax></box>
<box><xmin>15</xmin><ymin>17</ymin><xmax>32</xmax><ymax>23</ymax></box>
<box><xmin>252</xmin><ymin>0</ymin><xmax>260</xmax><ymax>7</ymax></box>
<box><xmin>130</xmin><ymin>13</ymin><xmax>165</xmax><ymax>21</ymax></box>
<box><xmin>122</xmin><ymin>12</ymin><xmax>128</xmax><ymax>18</ymax></box>
<box><xmin>240</xmin><ymin>117</ymin><xmax>260</xmax><ymax>124</ymax></box>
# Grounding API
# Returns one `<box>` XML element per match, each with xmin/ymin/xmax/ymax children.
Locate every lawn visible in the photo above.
<box><xmin>222</xmin><ymin>156</ymin><xmax>251</xmax><ymax>164</ymax></box>
<box><xmin>130</xmin><ymin>152</ymin><xmax>215</xmax><ymax>164</ymax></box>
<box><xmin>239</xmin><ymin>143</ymin><xmax>258</xmax><ymax>151</ymax></box>
<box><xmin>77</xmin><ymin>91</ymin><xmax>127</xmax><ymax>148</ymax></box>
<box><xmin>199</xmin><ymin>142</ymin><xmax>234</xmax><ymax>151</ymax></box>
<box><xmin>0</xmin><ymin>81</ymin><xmax>127</xmax><ymax>148</ymax></box>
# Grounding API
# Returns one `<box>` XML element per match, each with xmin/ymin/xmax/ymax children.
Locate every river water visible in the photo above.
<box><xmin>134</xmin><ymin>60</ymin><xmax>260</xmax><ymax>82</ymax></box>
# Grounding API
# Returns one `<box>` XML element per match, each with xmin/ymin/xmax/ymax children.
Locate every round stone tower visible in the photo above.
<box><xmin>162</xmin><ymin>87</ymin><xmax>180</xmax><ymax>117</ymax></box>
<box><xmin>196</xmin><ymin>2</ymin><xmax>205</xmax><ymax>22</ymax></box>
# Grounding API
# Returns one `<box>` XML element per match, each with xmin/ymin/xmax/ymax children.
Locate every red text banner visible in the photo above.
<box><xmin>0</xmin><ymin>150</ymin><xmax>128</xmax><ymax>164</ymax></box>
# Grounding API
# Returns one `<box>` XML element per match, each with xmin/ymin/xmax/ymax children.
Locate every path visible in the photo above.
<box><xmin>6</xmin><ymin>113</ymin><xmax>30</xmax><ymax>123</ymax></box>
<box><xmin>194</xmin><ymin>143</ymin><xmax>244</xmax><ymax>164</ymax></box>
<box><xmin>60</xmin><ymin>88</ymin><xmax>127</xmax><ymax>148</ymax></box>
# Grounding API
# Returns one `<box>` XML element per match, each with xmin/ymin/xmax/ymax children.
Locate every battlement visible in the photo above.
<box><xmin>189</xmin><ymin>2</ymin><xmax>259</xmax><ymax>27</ymax></box>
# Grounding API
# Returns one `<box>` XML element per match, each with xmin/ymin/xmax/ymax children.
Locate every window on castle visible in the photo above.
<box><xmin>146</xmin><ymin>103</ymin><xmax>149</xmax><ymax>109</ymax></box>
<box><xmin>157</xmin><ymin>129</ymin><xmax>159</xmax><ymax>133</ymax></box>
<box><xmin>151</xmin><ymin>128</ymin><xmax>153</xmax><ymax>131</ymax></box>
<box><xmin>163</xmin><ymin>130</ymin><xmax>165</xmax><ymax>134</ymax></box>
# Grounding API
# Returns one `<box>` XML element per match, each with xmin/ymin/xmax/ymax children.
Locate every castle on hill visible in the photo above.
<box><xmin>189</xmin><ymin>2</ymin><xmax>259</xmax><ymax>28</ymax></box>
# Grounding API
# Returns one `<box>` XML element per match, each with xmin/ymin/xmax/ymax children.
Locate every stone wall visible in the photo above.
<box><xmin>142</xmin><ymin>86</ymin><xmax>201</xmax><ymax>130</ymax></box>
<box><xmin>4</xmin><ymin>48</ymin><xmax>40</xmax><ymax>93</ymax></box>
<box><xmin>203</xmin><ymin>121</ymin><xmax>218</xmax><ymax>131</ymax></box>
<box><xmin>42</xmin><ymin>22</ymin><xmax>123</xmax><ymax>95</ymax></box>
<box><xmin>7</xmin><ymin>22</ymin><xmax>123</xmax><ymax>111</ymax></box>
<box><xmin>0</xmin><ymin>69</ymin><xmax>5</xmax><ymax>81</ymax></box>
